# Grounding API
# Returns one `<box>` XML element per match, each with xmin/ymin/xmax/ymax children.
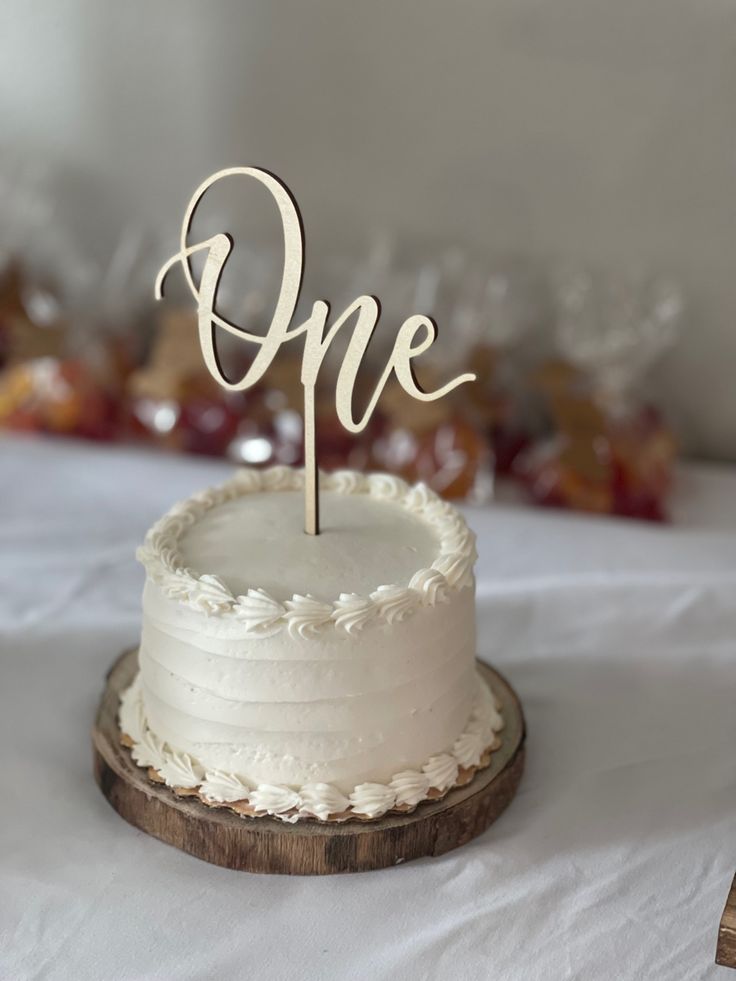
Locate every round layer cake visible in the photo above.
<box><xmin>119</xmin><ymin>466</ymin><xmax>503</xmax><ymax>822</ymax></box>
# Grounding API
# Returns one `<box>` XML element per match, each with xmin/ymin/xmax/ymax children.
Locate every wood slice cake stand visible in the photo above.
<box><xmin>92</xmin><ymin>649</ymin><xmax>526</xmax><ymax>875</ymax></box>
<box><xmin>717</xmin><ymin>873</ymin><xmax>736</xmax><ymax>969</ymax></box>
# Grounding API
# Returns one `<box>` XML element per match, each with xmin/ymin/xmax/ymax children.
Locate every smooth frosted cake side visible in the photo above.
<box><xmin>119</xmin><ymin>467</ymin><xmax>504</xmax><ymax>822</ymax></box>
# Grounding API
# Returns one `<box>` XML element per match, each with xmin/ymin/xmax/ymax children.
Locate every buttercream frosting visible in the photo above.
<box><xmin>389</xmin><ymin>770</ymin><xmax>431</xmax><ymax>808</ymax></box>
<box><xmin>136</xmin><ymin>468</ymin><xmax>477</xmax><ymax>635</ymax></box>
<box><xmin>157</xmin><ymin>750</ymin><xmax>203</xmax><ymax>789</ymax></box>
<box><xmin>123</xmin><ymin>465</ymin><xmax>498</xmax><ymax>820</ymax></box>
<box><xmin>119</xmin><ymin>670</ymin><xmax>503</xmax><ymax>822</ymax></box>
<box><xmin>199</xmin><ymin>770</ymin><xmax>251</xmax><ymax>803</ymax></box>
<box><xmin>298</xmin><ymin>784</ymin><xmax>351</xmax><ymax>821</ymax></box>
<box><xmin>349</xmin><ymin>783</ymin><xmax>398</xmax><ymax>819</ymax></box>
<box><xmin>248</xmin><ymin>785</ymin><xmax>302</xmax><ymax>822</ymax></box>
<box><xmin>422</xmin><ymin>753</ymin><xmax>460</xmax><ymax>792</ymax></box>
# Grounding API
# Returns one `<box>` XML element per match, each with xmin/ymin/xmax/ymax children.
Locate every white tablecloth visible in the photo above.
<box><xmin>2</xmin><ymin>434</ymin><xmax>735</xmax><ymax>981</ymax></box>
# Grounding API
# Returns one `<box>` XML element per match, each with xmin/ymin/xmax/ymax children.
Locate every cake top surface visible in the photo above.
<box><xmin>137</xmin><ymin>467</ymin><xmax>476</xmax><ymax>632</ymax></box>
<box><xmin>179</xmin><ymin>490</ymin><xmax>437</xmax><ymax>602</ymax></box>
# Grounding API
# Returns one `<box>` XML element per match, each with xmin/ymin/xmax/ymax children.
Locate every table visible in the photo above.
<box><xmin>2</xmin><ymin>434</ymin><xmax>735</xmax><ymax>980</ymax></box>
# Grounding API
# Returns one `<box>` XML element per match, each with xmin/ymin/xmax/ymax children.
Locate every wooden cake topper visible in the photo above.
<box><xmin>156</xmin><ymin>167</ymin><xmax>475</xmax><ymax>534</ymax></box>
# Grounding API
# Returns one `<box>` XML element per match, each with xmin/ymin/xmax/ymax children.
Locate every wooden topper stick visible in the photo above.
<box><xmin>303</xmin><ymin>383</ymin><xmax>318</xmax><ymax>536</ymax></box>
<box><xmin>156</xmin><ymin>167</ymin><xmax>476</xmax><ymax>536</ymax></box>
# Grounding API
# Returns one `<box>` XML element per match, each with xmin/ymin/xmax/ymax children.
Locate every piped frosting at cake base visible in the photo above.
<box><xmin>119</xmin><ymin>668</ymin><xmax>503</xmax><ymax>822</ymax></box>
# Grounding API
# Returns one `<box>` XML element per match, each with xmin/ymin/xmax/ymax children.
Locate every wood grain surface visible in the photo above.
<box><xmin>717</xmin><ymin>873</ymin><xmax>736</xmax><ymax>968</ymax></box>
<box><xmin>93</xmin><ymin>649</ymin><xmax>525</xmax><ymax>875</ymax></box>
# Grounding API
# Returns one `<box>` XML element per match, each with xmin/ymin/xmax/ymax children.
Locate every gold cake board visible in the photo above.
<box><xmin>92</xmin><ymin>649</ymin><xmax>526</xmax><ymax>875</ymax></box>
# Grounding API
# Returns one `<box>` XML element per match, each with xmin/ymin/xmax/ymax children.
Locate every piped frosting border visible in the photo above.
<box><xmin>136</xmin><ymin>467</ymin><xmax>477</xmax><ymax>637</ymax></box>
<box><xmin>118</xmin><ymin>670</ymin><xmax>504</xmax><ymax>823</ymax></box>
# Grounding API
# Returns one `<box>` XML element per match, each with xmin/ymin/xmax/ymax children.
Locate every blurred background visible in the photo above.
<box><xmin>1</xmin><ymin>0</ymin><xmax>734</xmax><ymax>520</ymax></box>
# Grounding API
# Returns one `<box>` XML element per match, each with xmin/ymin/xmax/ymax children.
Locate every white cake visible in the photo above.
<box><xmin>119</xmin><ymin>466</ymin><xmax>503</xmax><ymax>822</ymax></box>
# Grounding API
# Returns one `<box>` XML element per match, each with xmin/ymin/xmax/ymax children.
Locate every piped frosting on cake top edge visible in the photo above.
<box><xmin>136</xmin><ymin>467</ymin><xmax>477</xmax><ymax>636</ymax></box>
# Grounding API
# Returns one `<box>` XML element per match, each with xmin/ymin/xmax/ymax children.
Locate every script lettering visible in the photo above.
<box><xmin>156</xmin><ymin>166</ymin><xmax>475</xmax><ymax>533</ymax></box>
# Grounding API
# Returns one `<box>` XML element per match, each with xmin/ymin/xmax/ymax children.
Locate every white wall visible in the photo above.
<box><xmin>1</xmin><ymin>0</ymin><xmax>735</xmax><ymax>458</ymax></box>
